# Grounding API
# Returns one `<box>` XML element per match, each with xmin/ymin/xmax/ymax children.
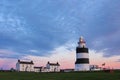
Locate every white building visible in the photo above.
<box><xmin>90</xmin><ymin>65</ymin><xmax>101</xmax><ymax>71</ymax></box>
<box><xmin>61</xmin><ymin>69</ymin><xmax>74</xmax><ymax>72</ymax></box>
<box><xmin>34</xmin><ymin>67</ymin><xmax>42</xmax><ymax>72</ymax></box>
<box><xmin>46</xmin><ymin>61</ymin><xmax>60</xmax><ymax>72</ymax></box>
<box><xmin>34</xmin><ymin>66</ymin><xmax>48</xmax><ymax>72</ymax></box>
<box><xmin>16</xmin><ymin>60</ymin><xmax>34</xmax><ymax>72</ymax></box>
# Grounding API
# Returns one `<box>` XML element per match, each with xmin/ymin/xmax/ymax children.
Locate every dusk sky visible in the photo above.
<box><xmin>0</xmin><ymin>0</ymin><xmax>120</xmax><ymax>69</ymax></box>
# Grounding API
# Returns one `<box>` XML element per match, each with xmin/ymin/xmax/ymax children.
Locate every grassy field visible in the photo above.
<box><xmin>0</xmin><ymin>71</ymin><xmax>120</xmax><ymax>80</ymax></box>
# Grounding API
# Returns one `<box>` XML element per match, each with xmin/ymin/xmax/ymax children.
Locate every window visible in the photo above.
<box><xmin>22</xmin><ymin>64</ymin><xmax>24</xmax><ymax>67</ymax></box>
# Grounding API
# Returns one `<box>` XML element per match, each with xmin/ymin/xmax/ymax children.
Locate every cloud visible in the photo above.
<box><xmin>89</xmin><ymin>49</ymin><xmax>120</xmax><ymax>69</ymax></box>
<box><xmin>0</xmin><ymin>0</ymin><xmax>120</xmax><ymax>63</ymax></box>
<box><xmin>0</xmin><ymin>49</ymin><xmax>26</xmax><ymax>59</ymax></box>
<box><xmin>0</xmin><ymin>58</ymin><xmax>17</xmax><ymax>70</ymax></box>
<box><xmin>20</xmin><ymin>42</ymin><xmax>120</xmax><ymax>69</ymax></box>
<box><xmin>0</xmin><ymin>13</ymin><xmax>30</xmax><ymax>37</ymax></box>
<box><xmin>28</xmin><ymin>49</ymin><xmax>39</xmax><ymax>53</ymax></box>
<box><xmin>21</xmin><ymin>41</ymin><xmax>76</xmax><ymax>69</ymax></box>
<box><xmin>0</xmin><ymin>49</ymin><xmax>14</xmax><ymax>54</ymax></box>
<box><xmin>116</xmin><ymin>59</ymin><xmax>120</xmax><ymax>62</ymax></box>
<box><xmin>0</xmin><ymin>40</ymin><xmax>120</xmax><ymax>69</ymax></box>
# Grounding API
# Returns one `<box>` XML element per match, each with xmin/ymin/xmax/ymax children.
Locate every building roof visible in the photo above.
<box><xmin>18</xmin><ymin>60</ymin><xmax>34</xmax><ymax>64</ymax></box>
<box><xmin>47</xmin><ymin>61</ymin><xmax>60</xmax><ymax>66</ymax></box>
<box><xmin>34</xmin><ymin>67</ymin><xmax>42</xmax><ymax>69</ymax></box>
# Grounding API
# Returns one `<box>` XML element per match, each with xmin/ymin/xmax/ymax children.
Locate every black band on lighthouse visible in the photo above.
<box><xmin>75</xmin><ymin>58</ymin><xmax>89</xmax><ymax>64</ymax></box>
<box><xmin>76</xmin><ymin>47</ymin><xmax>88</xmax><ymax>53</ymax></box>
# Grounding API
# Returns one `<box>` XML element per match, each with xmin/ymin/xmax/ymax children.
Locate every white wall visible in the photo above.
<box><xmin>46</xmin><ymin>64</ymin><xmax>60</xmax><ymax>72</ymax></box>
<box><xmin>34</xmin><ymin>68</ymin><xmax>40</xmax><ymax>72</ymax></box>
<box><xmin>16</xmin><ymin>63</ymin><xmax>34</xmax><ymax>72</ymax></box>
<box><xmin>76</xmin><ymin>53</ymin><xmax>89</xmax><ymax>58</ymax></box>
<box><xmin>75</xmin><ymin>64</ymin><xmax>90</xmax><ymax>71</ymax></box>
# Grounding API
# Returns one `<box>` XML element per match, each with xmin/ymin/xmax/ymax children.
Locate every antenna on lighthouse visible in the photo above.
<box><xmin>78</xmin><ymin>36</ymin><xmax>86</xmax><ymax>48</ymax></box>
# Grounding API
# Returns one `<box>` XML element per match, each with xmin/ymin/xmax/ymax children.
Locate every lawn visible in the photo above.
<box><xmin>0</xmin><ymin>71</ymin><xmax>120</xmax><ymax>80</ymax></box>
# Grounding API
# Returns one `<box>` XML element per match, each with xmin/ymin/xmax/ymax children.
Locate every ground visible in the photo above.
<box><xmin>0</xmin><ymin>71</ymin><xmax>120</xmax><ymax>80</ymax></box>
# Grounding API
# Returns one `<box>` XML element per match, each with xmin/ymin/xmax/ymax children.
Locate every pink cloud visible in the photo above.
<box><xmin>0</xmin><ymin>49</ymin><xmax>19</xmax><ymax>69</ymax></box>
<box><xmin>22</xmin><ymin>46</ymin><xmax>120</xmax><ymax>69</ymax></box>
<box><xmin>0</xmin><ymin>43</ymin><xmax>120</xmax><ymax>70</ymax></box>
<box><xmin>0</xmin><ymin>58</ymin><xmax>17</xmax><ymax>70</ymax></box>
<box><xmin>0</xmin><ymin>49</ymin><xmax>15</xmax><ymax>54</ymax></box>
<box><xmin>89</xmin><ymin>50</ymin><xmax>120</xmax><ymax>69</ymax></box>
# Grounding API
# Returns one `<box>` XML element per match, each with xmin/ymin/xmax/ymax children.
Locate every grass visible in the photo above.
<box><xmin>0</xmin><ymin>71</ymin><xmax>120</xmax><ymax>80</ymax></box>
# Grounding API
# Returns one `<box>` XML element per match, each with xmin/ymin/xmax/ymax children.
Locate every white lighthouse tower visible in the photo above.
<box><xmin>75</xmin><ymin>36</ymin><xmax>89</xmax><ymax>71</ymax></box>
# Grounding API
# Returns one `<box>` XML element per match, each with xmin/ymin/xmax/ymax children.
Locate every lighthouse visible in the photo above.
<box><xmin>75</xmin><ymin>36</ymin><xmax>89</xmax><ymax>71</ymax></box>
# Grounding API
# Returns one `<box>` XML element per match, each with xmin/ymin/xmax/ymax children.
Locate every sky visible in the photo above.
<box><xmin>0</xmin><ymin>0</ymin><xmax>120</xmax><ymax>70</ymax></box>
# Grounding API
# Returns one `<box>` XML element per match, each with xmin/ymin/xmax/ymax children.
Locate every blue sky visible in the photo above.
<box><xmin>0</xmin><ymin>0</ymin><xmax>120</xmax><ymax>69</ymax></box>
